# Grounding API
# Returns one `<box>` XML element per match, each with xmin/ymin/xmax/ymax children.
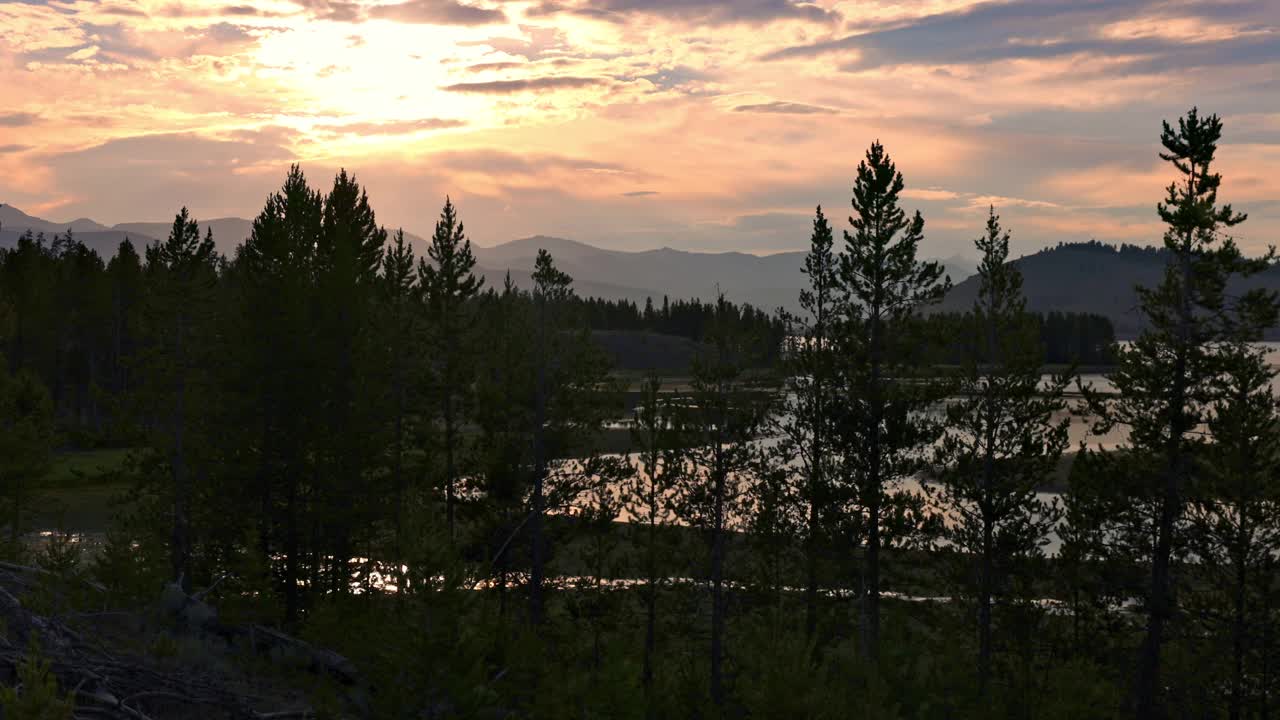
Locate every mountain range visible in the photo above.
<box><xmin>0</xmin><ymin>203</ymin><xmax>976</xmax><ymax>315</ymax></box>
<box><xmin>18</xmin><ymin>203</ymin><xmax>1279</xmax><ymax>339</ymax></box>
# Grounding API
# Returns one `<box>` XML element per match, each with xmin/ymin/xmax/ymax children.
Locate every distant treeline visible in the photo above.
<box><xmin>577</xmin><ymin>295</ymin><xmax>787</xmax><ymax>363</ymax></box>
<box><xmin>929</xmin><ymin>310</ymin><xmax>1116</xmax><ymax>365</ymax></box>
<box><xmin>1043</xmin><ymin>238</ymin><xmax>1168</xmax><ymax>258</ymax></box>
<box><xmin>0</xmin><ymin>226</ymin><xmax>787</xmax><ymax>443</ymax></box>
<box><xmin>0</xmin><ymin>230</ymin><xmax>138</xmax><ymax>441</ymax></box>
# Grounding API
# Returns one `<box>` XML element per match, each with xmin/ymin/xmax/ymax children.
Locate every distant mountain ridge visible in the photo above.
<box><xmin>471</xmin><ymin>235</ymin><xmax>977</xmax><ymax>313</ymax></box>
<box><xmin>1</xmin><ymin>203</ymin><xmax>976</xmax><ymax>313</ymax></box>
<box><xmin>936</xmin><ymin>240</ymin><xmax>1280</xmax><ymax>339</ymax></box>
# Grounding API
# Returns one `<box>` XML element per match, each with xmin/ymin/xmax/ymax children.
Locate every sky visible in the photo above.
<box><xmin>1</xmin><ymin>0</ymin><xmax>1279</xmax><ymax>258</ymax></box>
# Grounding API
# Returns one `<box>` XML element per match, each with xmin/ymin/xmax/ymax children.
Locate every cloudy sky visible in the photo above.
<box><xmin>2</xmin><ymin>0</ymin><xmax>1278</xmax><ymax>257</ymax></box>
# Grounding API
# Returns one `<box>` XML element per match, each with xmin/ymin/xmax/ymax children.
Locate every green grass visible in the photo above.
<box><xmin>46</xmin><ymin>448</ymin><xmax>134</xmax><ymax>488</ymax></box>
<box><xmin>35</xmin><ymin>483</ymin><xmax>132</xmax><ymax>535</ymax></box>
<box><xmin>30</xmin><ymin>448</ymin><xmax>136</xmax><ymax>535</ymax></box>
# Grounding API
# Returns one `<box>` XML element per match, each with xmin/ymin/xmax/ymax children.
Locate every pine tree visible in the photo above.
<box><xmin>472</xmin><ymin>274</ymin><xmax>534</xmax><ymax>623</ymax></box>
<box><xmin>525</xmin><ymin>248</ymin><xmax>618</xmax><ymax>627</ymax></box>
<box><xmin>931</xmin><ymin>208</ymin><xmax>1068</xmax><ymax>697</ymax></box>
<box><xmin>833</xmin><ymin>141</ymin><xmax>949</xmax><ymax>662</ymax></box>
<box><xmin>773</xmin><ymin>205</ymin><xmax>839</xmax><ymax>639</ymax></box>
<box><xmin>623</xmin><ymin>372</ymin><xmax>683</xmax><ymax>715</ymax></box>
<box><xmin>314</xmin><ymin>169</ymin><xmax>385</xmax><ymax>593</ymax></box>
<box><xmin>673</xmin><ymin>293</ymin><xmax>771</xmax><ymax>707</ymax></box>
<box><xmin>106</xmin><ymin>239</ymin><xmax>143</xmax><ymax>401</ymax></box>
<box><xmin>1186</xmin><ymin>316</ymin><xmax>1280</xmax><ymax>719</ymax></box>
<box><xmin>238</xmin><ymin>164</ymin><xmax>324</xmax><ymax>626</ymax></box>
<box><xmin>379</xmin><ymin>228</ymin><xmax>419</xmax><ymax>590</ymax></box>
<box><xmin>53</xmin><ymin>236</ymin><xmax>110</xmax><ymax>431</ymax></box>
<box><xmin>0</xmin><ymin>359</ymin><xmax>55</xmax><ymax>554</ymax></box>
<box><xmin>528</xmin><ymin>250</ymin><xmax>573</xmax><ymax>625</ymax></box>
<box><xmin>0</xmin><ymin>231</ymin><xmax>56</xmax><ymax>383</ymax></box>
<box><xmin>1089</xmin><ymin>108</ymin><xmax>1264</xmax><ymax>718</ymax></box>
<box><xmin>419</xmin><ymin>197</ymin><xmax>483</xmax><ymax>542</ymax></box>
<box><xmin>141</xmin><ymin>208</ymin><xmax>217</xmax><ymax>589</ymax></box>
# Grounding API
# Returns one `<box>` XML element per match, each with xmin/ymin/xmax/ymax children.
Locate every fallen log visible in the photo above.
<box><xmin>0</xmin><ymin>568</ymin><xmax>364</xmax><ymax>719</ymax></box>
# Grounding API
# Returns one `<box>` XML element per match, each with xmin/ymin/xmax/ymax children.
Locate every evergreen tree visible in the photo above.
<box><xmin>623</xmin><ymin>372</ymin><xmax>683</xmax><ymax>715</ymax></box>
<box><xmin>419</xmin><ymin>197</ymin><xmax>483</xmax><ymax>542</ymax></box>
<box><xmin>106</xmin><ymin>239</ymin><xmax>143</xmax><ymax>402</ymax></box>
<box><xmin>52</xmin><ymin>236</ymin><xmax>110</xmax><ymax>431</ymax></box>
<box><xmin>773</xmin><ymin>205</ymin><xmax>839</xmax><ymax>639</ymax></box>
<box><xmin>1187</xmin><ymin>332</ymin><xmax>1280</xmax><ymax>719</ymax></box>
<box><xmin>140</xmin><ymin>208</ymin><xmax>217</xmax><ymax>589</ymax></box>
<box><xmin>1056</xmin><ymin>447</ymin><xmax>1137</xmax><ymax>666</ymax></box>
<box><xmin>930</xmin><ymin>208</ymin><xmax>1068</xmax><ymax>697</ymax></box>
<box><xmin>524</xmin><ymin>249</ymin><xmax>619</xmax><ymax>627</ymax></box>
<box><xmin>315</xmin><ymin>169</ymin><xmax>385</xmax><ymax>593</ymax></box>
<box><xmin>1087</xmin><ymin>109</ymin><xmax>1268</xmax><ymax>718</ymax></box>
<box><xmin>472</xmin><ymin>274</ymin><xmax>534</xmax><ymax>623</ymax></box>
<box><xmin>238</xmin><ymin>164</ymin><xmax>324</xmax><ymax>626</ymax></box>
<box><xmin>673</xmin><ymin>293</ymin><xmax>771</xmax><ymax>707</ymax></box>
<box><xmin>0</xmin><ymin>359</ymin><xmax>55</xmax><ymax>553</ymax></box>
<box><xmin>529</xmin><ymin>250</ymin><xmax>568</xmax><ymax>625</ymax></box>
<box><xmin>527</xmin><ymin>249</ymin><xmax>574</xmax><ymax>626</ymax></box>
<box><xmin>833</xmin><ymin>141</ymin><xmax>949</xmax><ymax>662</ymax></box>
<box><xmin>0</xmin><ymin>231</ymin><xmax>56</xmax><ymax>382</ymax></box>
<box><xmin>378</xmin><ymin>228</ymin><xmax>419</xmax><ymax>589</ymax></box>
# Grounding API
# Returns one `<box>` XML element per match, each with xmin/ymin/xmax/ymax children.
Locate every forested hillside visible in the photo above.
<box><xmin>938</xmin><ymin>240</ymin><xmax>1280</xmax><ymax>338</ymax></box>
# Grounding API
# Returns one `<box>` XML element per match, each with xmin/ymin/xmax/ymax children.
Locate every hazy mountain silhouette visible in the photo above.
<box><xmin>1</xmin><ymin>204</ymin><xmax>146</xmax><ymax>258</ymax></box>
<box><xmin>1</xmin><ymin>204</ymin><xmax>977</xmax><ymax>312</ymax></box>
<box><xmin>113</xmin><ymin>218</ymin><xmax>256</xmax><ymax>252</ymax></box>
<box><xmin>472</xmin><ymin>235</ymin><xmax>976</xmax><ymax>312</ymax></box>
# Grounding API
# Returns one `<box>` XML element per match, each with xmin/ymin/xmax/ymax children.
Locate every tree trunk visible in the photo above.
<box><xmin>861</xmin><ymin>304</ymin><xmax>883</xmax><ymax>663</ymax></box>
<box><xmin>1135</xmin><ymin>239</ymin><xmax>1193</xmax><ymax>720</ymax></box>
<box><xmin>805</xmin><ymin>496</ymin><xmax>819</xmax><ymax>640</ymax></box>
<box><xmin>445</xmin><ymin>392</ymin><xmax>456</xmax><ymax>542</ymax></box>
<box><xmin>710</xmin><ymin>447</ymin><xmax>726</xmax><ymax>708</ymax></box>
<box><xmin>284</xmin><ymin>469</ymin><xmax>301</xmax><ymax>631</ymax></box>
<box><xmin>1230</xmin><ymin>515</ymin><xmax>1247</xmax><ymax>720</ymax></box>
<box><xmin>978</xmin><ymin>300</ymin><xmax>997</xmax><ymax>698</ymax></box>
<box><xmin>710</xmin><ymin>366</ymin><xmax>729</xmax><ymax>709</ymax></box>
<box><xmin>806</xmin><ymin>312</ymin><xmax>826</xmax><ymax>642</ymax></box>
<box><xmin>862</xmin><ymin>483</ymin><xmax>880</xmax><ymax>662</ymax></box>
<box><xmin>170</xmin><ymin>309</ymin><xmax>190</xmax><ymax>592</ymax></box>
<box><xmin>529</xmin><ymin>304</ymin><xmax>548</xmax><ymax>627</ymax></box>
<box><xmin>393</xmin><ymin>351</ymin><xmax>405</xmax><ymax>594</ymax></box>
<box><xmin>978</xmin><ymin>515</ymin><xmax>994</xmax><ymax>698</ymax></box>
<box><xmin>643</xmin><ymin>487</ymin><xmax>658</xmax><ymax>719</ymax></box>
<box><xmin>444</xmin><ymin>313</ymin><xmax>459</xmax><ymax>543</ymax></box>
<box><xmin>1261</xmin><ymin>587</ymin><xmax>1272</xmax><ymax>720</ymax></box>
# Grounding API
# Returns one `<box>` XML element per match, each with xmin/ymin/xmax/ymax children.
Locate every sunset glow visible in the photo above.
<box><xmin>2</xmin><ymin>0</ymin><xmax>1278</xmax><ymax>256</ymax></box>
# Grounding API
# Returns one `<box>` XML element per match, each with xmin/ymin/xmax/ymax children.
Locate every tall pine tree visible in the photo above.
<box><xmin>673</xmin><ymin>293</ymin><xmax>771</xmax><ymax>707</ymax></box>
<box><xmin>379</xmin><ymin>228</ymin><xmax>419</xmax><ymax>589</ymax></box>
<box><xmin>833</xmin><ymin>141</ymin><xmax>949</xmax><ymax>662</ymax></box>
<box><xmin>931</xmin><ymin>207</ymin><xmax>1068</xmax><ymax>698</ymax></box>
<box><xmin>1090</xmin><ymin>108</ymin><xmax>1265</xmax><ymax>718</ymax></box>
<box><xmin>238</xmin><ymin>165</ymin><xmax>324</xmax><ymax>626</ymax></box>
<box><xmin>773</xmin><ymin>206</ymin><xmax>840</xmax><ymax>640</ymax></box>
<box><xmin>315</xmin><ymin>169</ymin><xmax>385</xmax><ymax>592</ymax></box>
<box><xmin>623</xmin><ymin>372</ymin><xmax>683</xmax><ymax>715</ymax></box>
<box><xmin>529</xmin><ymin>249</ymin><xmax>573</xmax><ymax>626</ymax></box>
<box><xmin>419</xmin><ymin>197</ymin><xmax>483</xmax><ymax>542</ymax></box>
<box><xmin>140</xmin><ymin>208</ymin><xmax>217</xmax><ymax>589</ymax></box>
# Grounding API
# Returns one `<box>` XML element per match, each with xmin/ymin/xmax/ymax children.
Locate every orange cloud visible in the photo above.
<box><xmin>0</xmin><ymin>0</ymin><xmax>1276</xmax><ymax>258</ymax></box>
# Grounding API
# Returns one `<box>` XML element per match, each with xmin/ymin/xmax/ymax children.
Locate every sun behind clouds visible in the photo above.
<box><xmin>1</xmin><ymin>0</ymin><xmax>1277</xmax><ymax>255</ymax></box>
